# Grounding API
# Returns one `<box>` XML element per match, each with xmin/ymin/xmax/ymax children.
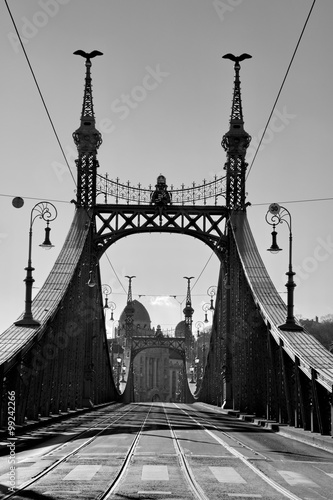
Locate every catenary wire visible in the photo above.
<box><xmin>4</xmin><ymin>0</ymin><xmax>76</xmax><ymax>186</ymax></box>
<box><xmin>246</xmin><ymin>0</ymin><xmax>317</xmax><ymax>180</ymax></box>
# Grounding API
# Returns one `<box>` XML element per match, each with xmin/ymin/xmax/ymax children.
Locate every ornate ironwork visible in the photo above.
<box><xmin>73</xmin><ymin>51</ymin><xmax>102</xmax><ymax>208</ymax></box>
<box><xmin>96</xmin><ymin>174</ymin><xmax>226</xmax><ymax>205</ymax></box>
<box><xmin>131</xmin><ymin>336</ymin><xmax>186</xmax><ymax>360</ymax></box>
<box><xmin>94</xmin><ymin>204</ymin><xmax>228</xmax><ymax>260</ymax></box>
<box><xmin>221</xmin><ymin>54</ymin><xmax>251</xmax><ymax>210</ymax></box>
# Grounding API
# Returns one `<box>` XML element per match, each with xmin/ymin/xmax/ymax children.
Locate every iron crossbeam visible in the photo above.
<box><xmin>131</xmin><ymin>336</ymin><xmax>186</xmax><ymax>359</ymax></box>
<box><xmin>94</xmin><ymin>204</ymin><xmax>228</xmax><ymax>258</ymax></box>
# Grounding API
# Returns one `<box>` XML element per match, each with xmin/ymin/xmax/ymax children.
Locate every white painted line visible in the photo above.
<box><xmin>210</xmin><ymin>466</ymin><xmax>246</xmax><ymax>484</ymax></box>
<box><xmin>141</xmin><ymin>465</ymin><xmax>169</xmax><ymax>481</ymax></box>
<box><xmin>228</xmin><ymin>494</ymin><xmax>262</xmax><ymax>498</ymax></box>
<box><xmin>63</xmin><ymin>464</ymin><xmax>101</xmax><ymax>480</ymax></box>
<box><xmin>45</xmin><ymin>491</ymin><xmax>82</xmax><ymax>495</ymax></box>
<box><xmin>138</xmin><ymin>491</ymin><xmax>172</xmax><ymax>495</ymax></box>
<box><xmin>278</xmin><ymin>471</ymin><xmax>319</xmax><ymax>487</ymax></box>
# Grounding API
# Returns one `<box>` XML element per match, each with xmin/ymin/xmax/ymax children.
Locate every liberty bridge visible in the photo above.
<box><xmin>1</xmin><ymin>49</ymin><xmax>333</xmax><ymax>443</ymax></box>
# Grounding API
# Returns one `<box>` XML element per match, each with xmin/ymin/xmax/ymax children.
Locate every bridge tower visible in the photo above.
<box><xmin>183</xmin><ymin>276</ymin><xmax>194</xmax><ymax>353</ymax></box>
<box><xmin>222</xmin><ymin>53</ymin><xmax>252</xmax><ymax>210</ymax></box>
<box><xmin>220</xmin><ymin>54</ymin><xmax>252</xmax><ymax>408</ymax></box>
<box><xmin>73</xmin><ymin>50</ymin><xmax>103</xmax><ymax>208</ymax></box>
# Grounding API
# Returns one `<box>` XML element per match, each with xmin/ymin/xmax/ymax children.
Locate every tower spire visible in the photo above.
<box><xmin>221</xmin><ymin>53</ymin><xmax>252</xmax><ymax>210</ymax></box>
<box><xmin>73</xmin><ymin>50</ymin><xmax>103</xmax><ymax>208</ymax></box>
<box><xmin>183</xmin><ymin>276</ymin><xmax>194</xmax><ymax>332</ymax></box>
<box><xmin>125</xmin><ymin>275</ymin><xmax>136</xmax><ymax>304</ymax></box>
<box><xmin>124</xmin><ymin>276</ymin><xmax>136</xmax><ymax>342</ymax></box>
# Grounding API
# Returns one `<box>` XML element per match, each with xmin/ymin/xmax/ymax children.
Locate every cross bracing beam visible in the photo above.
<box><xmin>130</xmin><ymin>336</ymin><xmax>186</xmax><ymax>360</ymax></box>
<box><xmin>94</xmin><ymin>204</ymin><xmax>228</xmax><ymax>258</ymax></box>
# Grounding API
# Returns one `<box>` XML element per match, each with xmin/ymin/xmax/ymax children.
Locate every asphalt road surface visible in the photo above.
<box><xmin>1</xmin><ymin>402</ymin><xmax>333</xmax><ymax>499</ymax></box>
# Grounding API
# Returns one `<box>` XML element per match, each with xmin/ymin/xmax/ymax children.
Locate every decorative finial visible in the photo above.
<box><xmin>222</xmin><ymin>53</ymin><xmax>252</xmax><ymax>66</ymax></box>
<box><xmin>73</xmin><ymin>50</ymin><xmax>103</xmax><ymax>62</ymax></box>
<box><xmin>125</xmin><ymin>276</ymin><xmax>136</xmax><ymax>304</ymax></box>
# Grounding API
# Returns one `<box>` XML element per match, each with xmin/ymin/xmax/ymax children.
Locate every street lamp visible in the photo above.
<box><xmin>190</xmin><ymin>365</ymin><xmax>195</xmax><ymax>383</ymax></box>
<box><xmin>116</xmin><ymin>355</ymin><xmax>122</xmax><ymax>389</ymax></box>
<box><xmin>265</xmin><ymin>203</ymin><xmax>303</xmax><ymax>332</ymax></box>
<box><xmin>207</xmin><ymin>286</ymin><xmax>217</xmax><ymax>311</ymax></box>
<box><xmin>195</xmin><ymin>321</ymin><xmax>204</xmax><ymax>337</ymax></box>
<box><xmin>121</xmin><ymin>364</ymin><xmax>126</xmax><ymax>383</ymax></box>
<box><xmin>202</xmin><ymin>302</ymin><xmax>210</xmax><ymax>323</ymax></box>
<box><xmin>15</xmin><ymin>201</ymin><xmax>57</xmax><ymax>327</ymax></box>
<box><xmin>102</xmin><ymin>284</ymin><xmax>112</xmax><ymax>308</ymax></box>
<box><xmin>87</xmin><ymin>255</ymin><xmax>98</xmax><ymax>287</ymax></box>
<box><xmin>109</xmin><ymin>301</ymin><xmax>116</xmax><ymax>321</ymax></box>
<box><xmin>195</xmin><ymin>357</ymin><xmax>200</xmax><ymax>386</ymax></box>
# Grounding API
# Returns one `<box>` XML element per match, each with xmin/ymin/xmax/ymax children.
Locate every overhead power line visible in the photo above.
<box><xmin>246</xmin><ymin>0</ymin><xmax>317</xmax><ymax>179</ymax></box>
<box><xmin>4</xmin><ymin>0</ymin><xmax>76</xmax><ymax>186</ymax></box>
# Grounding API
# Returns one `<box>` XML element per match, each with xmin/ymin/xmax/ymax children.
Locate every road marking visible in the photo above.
<box><xmin>138</xmin><ymin>491</ymin><xmax>172</xmax><ymax>495</ymax></box>
<box><xmin>45</xmin><ymin>491</ymin><xmax>82</xmax><ymax>495</ymax></box>
<box><xmin>63</xmin><ymin>464</ymin><xmax>101</xmax><ymax>480</ymax></box>
<box><xmin>278</xmin><ymin>471</ymin><xmax>319</xmax><ymax>487</ymax></box>
<box><xmin>209</xmin><ymin>466</ymin><xmax>246</xmax><ymax>484</ymax></box>
<box><xmin>141</xmin><ymin>465</ymin><xmax>169</xmax><ymax>481</ymax></box>
<box><xmin>227</xmin><ymin>495</ymin><xmax>262</xmax><ymax>498</ymax></box>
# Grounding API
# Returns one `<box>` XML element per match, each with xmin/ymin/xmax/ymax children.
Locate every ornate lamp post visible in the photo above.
<box><xmin>202</xmin><ymin>302</ymin><xmax>210</xmax><ymax>323</ymax></box>
<box><xmin>195</xmin><ymin>356</ymin><xmax>200</xmax><ymax>389</ymax></box>
<box><xmin>109</xmin><ymin>301</ymin><xmax>116</xmax><ymax>321</ymax></box>
<box><xmin>195</xmin><ymin>321</ymin><xmax>207</xmax><ymax>372</ymax></box>
<box><xmin>207</xmin><ymin>286</ymin><xmax>217</xmax><ymax>311</ymax></box>
<box><xmin>265</xmin><ymin>203</ymin><xmax>303</xmax><ymax>332</ymax></box>
<box><xmin>121</xmin><ymin>363</ymin><xmax>126</xmax><ymax>383</ymax></box>
<box><xmin>15</xmin><ymin>202</ymin><xmax>57</xmax><ymax>327</ymax></box>
<box><xmin>116</xmin><ymin>355</ymin><xmax>122</xmax><ymax>389</ymax></box>
<box><xmin>102</xmin><ymin>284</ymin><xmax>112</xmax><ymax>309</ymax></box>
<box><xmin>190</xmin><ymin>365</ymin><xmax>195</xmax><ymax>383</ymax></box>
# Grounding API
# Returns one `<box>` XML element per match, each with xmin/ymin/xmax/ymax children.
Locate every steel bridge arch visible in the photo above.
<box><xmin>93</xmin><ymin>204</ymin><xmax>229</xmax><ymax>262</ymax></box>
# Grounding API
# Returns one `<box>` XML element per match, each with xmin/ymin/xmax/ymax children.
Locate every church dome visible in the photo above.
<box><xmin>175</xmin><ymin>320</ymin><xmax>186</xmax><ymax>337</ymax></box>
<box><xmin>119</xmin><ymin>299</ymin><xmax>151</xmax><ymax>329</ymax></box>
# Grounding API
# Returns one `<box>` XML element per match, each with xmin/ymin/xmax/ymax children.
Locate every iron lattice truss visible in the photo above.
<box><xmin>76</xmin><ymin>154</ymin><xmax>99</xmax><ymax>208</ymax></box>
<box><xmin>96</xmin><ymin>174</ymin><xmax>226</xmax><ymax>205</ymax></box>
<box><xmin>130</xmin><ymin>336</ymin><xmax>186</xmax><ymax>360</ymax></box>
<box><xmin>94</xmin><ymin>204</ymin><xmax>228</xmax><ymax>258</ymax></box>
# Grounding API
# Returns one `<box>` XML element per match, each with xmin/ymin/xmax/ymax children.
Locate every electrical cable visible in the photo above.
<box><xmin>4</xmin><ymin>0</ymin><xmax>76</xmax><ymax>186</ymax></box>
<box><xmin>103</xmin><ymin>253</ymin><xmax>127</xmax><ymax>294</ymax></box>
<box><xmin>246</xmin><ymin>0</ymin><xmax>317</xmax><ymax>180</ymax></box>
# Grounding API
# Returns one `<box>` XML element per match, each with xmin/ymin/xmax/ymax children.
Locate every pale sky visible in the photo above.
<box><xmin>1</xmin><ymin>0</ymin><xmax>333</xmax><ymax>334</ymax></box>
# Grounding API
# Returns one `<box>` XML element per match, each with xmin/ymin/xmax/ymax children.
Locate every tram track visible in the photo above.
<box><xmin>2</xmin><ymin>403</ymin><xmax>136</xmax><ymax>500</ymax></box>
<box><xmin>177</xmin><ymin>403</ymin><xmax>303</xmax><ymax>500</ymax></box>
<box><xmin>2</xmin><ymin>402</ymin><xmax>329</xmax><ymax>499</ymax></box>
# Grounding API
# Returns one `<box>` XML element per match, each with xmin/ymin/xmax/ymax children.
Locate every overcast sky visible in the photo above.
<box><xmin>1</xmin><ymin>0</ymin><xmax>333</xmax><ymax>335</ymax></box>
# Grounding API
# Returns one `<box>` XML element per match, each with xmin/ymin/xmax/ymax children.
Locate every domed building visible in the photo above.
<box><xmin>112</xmin><ymin>299</ymin><xmax>184</xmax><ymax>402</ymax></box>
<box><xmin>118</xmin><ymin>299</ymin><xmax>152</xmax><ymax>335</ymax></box>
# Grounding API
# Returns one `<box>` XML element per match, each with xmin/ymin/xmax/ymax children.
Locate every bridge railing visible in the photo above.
<box><xmin>96</xmin><ymin>174</ymin><xmax>226</xmax><ymax>205</ymax></box>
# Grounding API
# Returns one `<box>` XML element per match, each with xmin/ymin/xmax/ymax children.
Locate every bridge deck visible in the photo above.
<box><xmin>0</xmin><ymin>208</ymin><xmax>90</xmax><ymax>371</ymax></box>
<box><xmin>231</xmin><ymin>211</ymin><xmax>333</xmax><ymax>391</ymax></box>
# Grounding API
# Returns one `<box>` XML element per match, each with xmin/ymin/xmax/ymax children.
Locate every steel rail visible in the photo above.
<box><xmin>178</xmin><ymin>403</ymin><xmax>302</xmax><ymax>500</ymax></box>
<box><xmin>162</xmin><ymin>403</ymin><xmax>210</xmax><ymax>500</ymax></box>
<box><xmin>99</xmin><ymin>403</ymin><xmax>154</xmax><ymax>499</ymax></box>
<box><xmin>2</xmin><ymin>404</ymin><xmax>134</xmax><ymax>500</ymax></box>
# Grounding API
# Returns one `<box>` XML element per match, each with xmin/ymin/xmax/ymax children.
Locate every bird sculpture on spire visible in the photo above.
<box><xmin>73</xmin><ymin>50</ymin><xmax>103</xmax><ymax>62</ymax></box>
<box><xmin>222</xmin><ymin>53</ymin><xmax>252</xmax><ymax>64</ymax></box>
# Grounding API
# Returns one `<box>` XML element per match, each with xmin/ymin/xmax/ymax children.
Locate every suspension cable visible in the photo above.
<box><xmin>4</xmin><ymin>0</ymin><xmax>76</xmax><ymax>186</ymax></box>
<box><xmin>246</xmin><ymin>0</ymin><xmax>317</xmax><ymax>179</ymax></box>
